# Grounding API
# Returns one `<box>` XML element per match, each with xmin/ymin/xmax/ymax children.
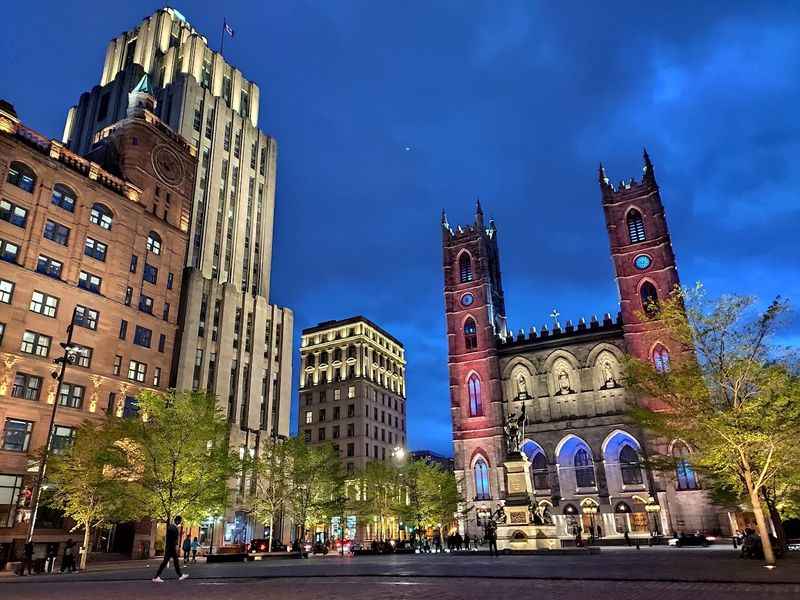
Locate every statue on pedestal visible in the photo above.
<box><xmin>504</xmin><ymin>409</ymin><xmax>525</xmax><ymax>454</ymax></box>
<box><xmin>531</xmin><ymin>503</ymin><xmax>554</xmax><ymax>526</ymax></box>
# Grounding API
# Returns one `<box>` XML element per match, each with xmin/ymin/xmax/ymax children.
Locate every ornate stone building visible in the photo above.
<box><xmin>0</xmin><ymin>89</ymin><xmax>194</xmax><ymax>556</ymax></box>
<box><xmin>443</xmin><ymin>154</ymin><xmax>721</xmax><ymax>540</ymax></box>
<box><xmin>60</xmin><ymin>7</ymin><xmax>293</xmax><ymax>547</ymax></box>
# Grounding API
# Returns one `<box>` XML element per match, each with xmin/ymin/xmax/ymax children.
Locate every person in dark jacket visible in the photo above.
<box><xmin>20</xmin><ymin>541</ymin><xmax>34</xmax><ymax>575</ymax></box>
<box><xmin>182</xmin><ymin>534</ymin><xmax>192</xmax><ymax>565</ymax></box>
<box><xmin>153</xmin><ymin>516</ymin><xmax>189</xmax><ymax>582</ymax></box>
<box><xmin>60</xmin><ymin>539</ymin><xmax>76</xmax><ymax>572</ymax></box>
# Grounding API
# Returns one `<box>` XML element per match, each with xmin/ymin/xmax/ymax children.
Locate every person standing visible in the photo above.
<box><xmin>485</xmin><ymin>521</ymin><xmax>498</xmax><ymax>557</ymax></box>
<box><xmin>464</xmin><ymin>533</ymin><xmax>471</xmax><ymax>551</ymax></box>
<box><xmin>60</xmin><ymin>539</ymin><xmax>75</xmax><ymax>573</ymax></box>
<box><xmin>182</xmin><ymin>534</ymin><xmax>192</xmax><ymax>566</ymax></box>
<box><xmin>20</xmin><ymin>541</ymin><xmax>34</xmax><ymax>576</ymax></box>
<box><xmin>191</xmin><ymin>537</ymin><xmax>199</xmax><ymax>564</ymax></box>
<box><xmin>153</xmin><ymin>516</ymin><xmax>189</xmax><ymax>582</ymax></box>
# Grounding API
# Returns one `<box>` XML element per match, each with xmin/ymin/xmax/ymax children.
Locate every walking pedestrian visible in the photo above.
<box><xmin>153</xmin><ymin>515</ymin><xmax>189</xmax><ymax>582</ymax></box>
<box><xmin>191</xmin><ymin>537</ymin><xmax>199</xmax><ymax>564</ymax></box>
<box><xmin>464</xmin><ymin>533</ymin><xmax>471</xmax><ymax>551</ymax></box>
<box><xmin>60</xmin><ymin>539</ymin><xmax>76</xmax><ymax>573</ymax></box>
<box><xmin>624</xmin><ymin>531</ymin><xmax>630</xmax><ymax>546</ymax></box>
<box><xmin>485</xmin><ymin>521</ymin><xmax>498</xmax><ymax>557</ymax></box>
<box><xmin>20</xmin><ymin>540</ymin><xmax>34</xmax><ymax>576</ymax></box>
<box><xmin>182</xmin><ymin>533</ymin><xmax>192</xmax><ymax>565</ymax></box>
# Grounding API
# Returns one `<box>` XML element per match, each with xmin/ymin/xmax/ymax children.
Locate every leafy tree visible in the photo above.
<box><xmin>396</xmin><ymin>460</ymin><xmax>462</xmax><ymax>535</ymax></box>
<box><xmin>111</xmin><ymin>390</ymin><xmax>237</xmax><ymax>526</ymax></box>
<box><xmin>45</xmin><ymin>422</ymin><xmax>138</xmax><ymax>570</ymax></box>
<box><xmin>250</xmin><ymin>437</ymin><xmax>292</xmax><ymax>551</ymax></box>
<box><xmin>625</xmin><ymin>284</ymin><xmax>800</xmax><ymax>565</ymax></box>
<box><xmin>350</xmin><ymin>460</ymin><xmax>401</xmax><ymax>541</ymax></box>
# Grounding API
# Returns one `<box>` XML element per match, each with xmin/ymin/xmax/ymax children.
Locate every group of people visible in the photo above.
<box><xmin>18</xmin><ymin>538</ymin><xmax>78</xmax><ymax>576</ymax></box>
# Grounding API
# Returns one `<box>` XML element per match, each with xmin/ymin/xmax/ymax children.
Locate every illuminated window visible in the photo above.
<box><xmin>305</xmin><ymin>411</ymin><xmax>313</xmax><ymax>424</ymax></box>
<box><xmin>653</xmin><ymin>344</ymin><xmax>670</xmax><ymax>373</ymax></box>
<box><xmin>673</xmin><ymin>442</ymin><xmax>699</xmax><ymax>490</ymax></box>
<box><xmin>29</xmin><ymin>291</ymin><xmax>58</xmax><ymax>318</ymax></box>
<box><xmin>474</xmin><ymin>458</ymin><xmax>490</xmax><ymax>500</ymax></box>
<box><xmin>468</xmin><ymin>374</ymin><xmax>482</xmax><ymax>416</ymax></box>
<box><xmin>574</xmin><ymin>448</ymin><xmax>595</xmax><ymax>488</ymax></box>
<box><xmin>640</xmin><ymin>282</ymin><xmax>659</xmax><ymax>316</ymax></box>
<box><xmin>146</xmin><ymin>231</ymin><xmax>162</xmax><ymax>255</ymax></box>
<box><xmin>619</xmin><ymin>445</ymin><xmax>643</xmax><ymax>485</ymax></box>
<box><xmin>459</xmin><ymin>253</ymin><xmax>473</xmax><ymax>283</ymax></box>
<box><xmin>6</xmin><ymin>161</ymin><xmax>35</xmax><ymax>193</ymax></box>
<box><xmin>464</xmin><ymin>317</ymin><xmax>478</xmax><ymax>350</ymax></box>
<box><xmin>89</xmin><ymin>203</ymin><xmax>113</xmax><ymax>230</ymax></box>
<box><xmin>51</xmin><ymin>184</ymin><xmax>76</xmax><ymax>212</ymax></box>
<box><xmin>0</xmin><ymin>199</ymin><xmax>28</xmax><ymax>227</ymax></box>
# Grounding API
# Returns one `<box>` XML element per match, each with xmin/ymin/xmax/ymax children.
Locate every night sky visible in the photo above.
<box><xmin>2</xmin><ymin>2</ymin><xmax>799</xmax><ymax>456</ymax></box>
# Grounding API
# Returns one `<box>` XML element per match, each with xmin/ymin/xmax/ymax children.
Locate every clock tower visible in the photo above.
<box><xmin>443</xmin><ymin>201</ymin><xmax>508</xmax><ymax>506</ymax></box>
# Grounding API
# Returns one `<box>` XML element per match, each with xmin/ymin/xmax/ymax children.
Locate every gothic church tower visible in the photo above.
<box><xmin>442</xmin><ymin>202</ymin><xmax>508</xmax><ymax>509</ymax></box>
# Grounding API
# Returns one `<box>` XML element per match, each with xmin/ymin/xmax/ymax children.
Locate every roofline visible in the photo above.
<box><xmin>302</xmin><ymin>315</ymin><xmax>404</xmax><ymax>348</ymax></box>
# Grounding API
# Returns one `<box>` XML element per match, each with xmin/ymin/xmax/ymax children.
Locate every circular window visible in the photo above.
<box><xmin>461</xmin><ymin>293</ymin><xmax>474</xmax><ymax>307</ymax></box>
<box><xmin>634</xmin><ymin>254</ymin><xmax>652</xmax><ymax>270</ymax></box>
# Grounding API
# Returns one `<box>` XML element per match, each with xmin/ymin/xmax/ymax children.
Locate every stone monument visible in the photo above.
<box><xmin>496</xmin><ymin>409</ymin><xmax>560</xmax><ymax>551</ymax></box>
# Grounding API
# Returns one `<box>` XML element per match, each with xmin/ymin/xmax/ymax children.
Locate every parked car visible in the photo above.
<box><xmin>670</xmin><ymin>533</ymin><xmax>710</xmax><ymax>547</ymax></box>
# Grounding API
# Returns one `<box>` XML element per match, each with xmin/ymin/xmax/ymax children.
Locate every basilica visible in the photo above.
<box><xmin>441</xmin><ymin>153</ymin><xmax>725</xmax><ymax>541</ymax></box>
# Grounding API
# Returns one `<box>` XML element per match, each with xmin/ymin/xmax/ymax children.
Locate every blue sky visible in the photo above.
<box><xmin>2</xmin><ymin>1</ymin><xmax>799</xmax><ymax>455</ymax></box>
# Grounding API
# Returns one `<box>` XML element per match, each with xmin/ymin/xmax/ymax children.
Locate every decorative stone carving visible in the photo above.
<box><xmin>504</xmin><ymin>410</ymin><xmax>525</xmax><ymax>453</ymax></box>
<box><xmin>0</xmin><ymin>353</ymin><xmax>19</xmax><ymax>396</ymax></box>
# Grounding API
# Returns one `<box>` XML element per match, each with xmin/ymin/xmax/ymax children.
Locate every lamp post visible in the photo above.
<box><xmin>645</xmin><ymin>501</ymin><xmax>662</xmax><ymax>539</ymax></box>
<box><xmin>26</xmin><ymin>308</ymin><xmax>83</xmax><ymax>543</ymax></box>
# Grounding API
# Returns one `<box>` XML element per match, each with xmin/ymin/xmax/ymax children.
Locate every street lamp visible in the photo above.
<box><xmin>645</xmin><ymin>502</ymin><xmax>662</xmax><ymax>538</ymax></box>
<box><xmin>27</xmin><ymin>308</ymin><xmax>84</xmax><ymax>543</ymax></box>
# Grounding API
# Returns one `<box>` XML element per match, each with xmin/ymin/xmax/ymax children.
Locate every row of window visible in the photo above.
<box><xmin>304</xmin><ymin>405</ymin><xmax>404</xmax><ymax>430</ymax></box>
<box><xmin>1</xmin><ymin>417</ymin><xmax>75</xmax><ymax>454</ymax></box>
<box><xmin>307</xmin><ymin>423</ymin><xmax>399</xmax><ymax>445</ymax></box>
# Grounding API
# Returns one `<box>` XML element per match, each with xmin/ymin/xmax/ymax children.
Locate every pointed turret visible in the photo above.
<box><xmin>127</xmin><ymin>74</ymin><xmax>156</xmax><ymax>117</ymax></box>
<box><xmin>475</xmin><ymin>197</ymin><xmax>484</xmax><ymax>227</ymax></box>
<box><xmin>642</xmin><ymin>148</ymin><xmax>657</xmax><ymax>186</ymax></box>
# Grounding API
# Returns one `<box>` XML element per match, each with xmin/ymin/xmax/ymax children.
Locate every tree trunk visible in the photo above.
<box><xmin>267</xmin><ymin>513</ymin><xmax>273</xmax><ymax>553</ymax></box>
<box><xmin>80</xmin><ymin>521</ymin><xmax>91</xmax><ymax>571</ymax></box>
<box><xmin>744</xmin><ymin>468</ymin><xmax>775</xmax><ymax>565</ymax></box>
<box><xmin>762</xmin><ymin>492</ymin><xmax>786</xmax><ymax>550</ymax></box>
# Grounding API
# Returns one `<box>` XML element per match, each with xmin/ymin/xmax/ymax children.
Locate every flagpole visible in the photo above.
<box><xmin>220</xmin><ymin>18</ymin><xmax>226</xmax><ymax>56</ymax></box>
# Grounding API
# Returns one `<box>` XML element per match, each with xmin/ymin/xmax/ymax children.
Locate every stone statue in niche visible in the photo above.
<box><xmin>517</xmin><ymin>374</ymin><xmax>528</xmax><ymax>399</ymax></box>
<box><xmin>555</xmin><ymin>369</ymin><xmax>575</xmax><ymax>396</ymax></box>
<box><xmin>600</xmin><ymin>360</ymin><xmax>618</xmax><ymax>389</ymax></box>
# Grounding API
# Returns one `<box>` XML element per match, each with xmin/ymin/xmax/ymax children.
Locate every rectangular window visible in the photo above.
<box><xmin>0</xmin><ymin>279</ymin><xmax>12</xmax><ymax>303</ymax></box>
<box><xmin>348</xmin><ymin>385</ymin><xmax>355</xmax><ymax>399</ymax></box>
<box><xmin>20</xmin><ymin>330</ymin><xmax>51</xmax><ymax>357</ymax></box>
<box><xmin>51</xmin><ymin>187</ymin><xmax>76</xmax><ymax>212</ymax></box>
<box><xmin>78</xmin><ymin>271</ymin><xmax>102</xmax><ymax>294</ymax></box>
<box><xmin>124</xmin><ymin>286</ymin><xmax>133</xmax><ymax>306</ymax></box>
<box><xmin>73</xmin><ymin>345</ymin><xmax>92</xmax><ymax>368</ymax></box>
<box><xmin>129</xmin><ymin>254</ymin><xmax>138</xmax><ymax>272</ymax></box>
<box><xmin>51</xmin><ymin>425</ymin><xmax>76</xmax><ymax>454</ymax></box>
<box><xmin>84</xmin><ymin>238</ymin><xmax>108</xmax><ymax>261</ymax></box>
<box><xmin>334</xmin><ymin>389</ymin><xmax>341</xmax><ymax>401</ymax></box>
<box><xmin>303</xmin><ymin>429</ymin><xmax>311</xmax><ymax>443</ymax></box>
<box><xmin>153</xmin><ymin>366</ymin><xmax>161</xmax><ymax>387</ymax></box>
<box><xmin>127</xmin><ymin>360</ymin><xmax>147</xmax><ymax>382</ymax></box>
<box><xmin>167</xmin><ymin>272</ymin><xmax>174</xmax><ymax>289</ymax></box>
<box><xmin>158</xmin><ymin>333</ymin><xmax>166</xmax><ymax>353</ymax></box>
<box><xmin>139</xmin><ymin>295</ymin><xmax>153</xmax><ymax>314</ymax></box>
<box><xmin>0</xmin><ymin>199</ymin><xmax>28</xmax><ymax>227</ymax></box>
<box><xmin>113</xmin><ymin>355</ymin><xmax>122</xmax><ymax>376</ymax></box>
<box><xmin>0</xmin><ymin>474</ymin><xmax>23</xmax><ymax>527</ymax></box>
<box><xmin>119</xmin><ymin>319</ymin><xmax>128</xmax><ymax>340</ymax></box>
<box><xmin>333</xmin><ymin>425</ymin><xmax>340</xmax><ymax>439</ymax></box>
<box><xmin>36</xmin><ymin>255</ymin><xmax>63</xmax><ymax>279</ymax></box>
<box><xmin>2</xmin><ymin>419</ymin><xmax>33</xmax><ymax>452</ymax></box>
<box><xmin>318</xmin><ymin>427</ymin><xmax>326</xmax><ymax>441</ymax></box>
<box><xmin>29</xmin><ymin>291</ymin><xmax>59</xmax><ymax>318</ymax></box>
<box><xmin>58</xmin><ymin>383</ymin><xmax>84</xmax><ymax>409</ymax></box>
<box><xmin>123</xmin><ymin>395</ymin><xmax>139</xmax><ymax>418</ymax></box>
<box><xmin>74</xmin><ymin>305</ymin><xmax>98</xmax><ymax>330</ymax></box>
<box><xmin>305</xmin><ymin>411</ymin><xmax>313</xmax><ymax>424</ymax></box>
<box><xmin>133</xmin><ymin>325</ymin><xmax>152</xmax><ymax>348</ymax></box>
<box><xmin>0</xmin><ymin>239</ymin><xmax>19</xmax><ymax>263</ymax></box>
<box><xmin>333</xmin><ymin>406</ymin><xmax>340</xmax><ymax>420</ymax></box>
<box><xmin>11</xmin><ymin>373</ymin><xmax>41</xmax><ymax>401</ymax></box>
<box><xmin>162</xmin><ymin>303</ymin><xmax>170</xmax><ymax>321</ymax></box>
<box><xmin>193</xmin><ymin>108</ymin><xmax>202</xmax><ymax>132</ymax></box>
<box><xmin>43</xmin><ymin>220</ymin><xmax>70</xmax><ymax>245</ymax></box>
<box><xmin>143</xmin><ymin>263</ymin><xmax>158</xmax><ymax>284</ymax></box>
<box><xmin>0</xmin><ymin>322</ymin><xmax>5</xmax><ymax>344</ymax></box>
<box><xmin>347</xmin><ymin>443</ymin><xmax>355</xmax><ymax>457</ymax></box>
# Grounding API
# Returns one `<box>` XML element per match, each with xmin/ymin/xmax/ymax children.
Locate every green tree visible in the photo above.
<box><xmin>625</xmin><ymin>284</ymin><xmax>800</xmax><ymax>565</ymax></box>
<box><xmin>350</xmin><ymin>460</ymin><xmax>401</xmax><ymax>541</ymax></box>
<box><xmin>396</xmin><ymin>461</ymin><xmax>461</xmax><ymax>535</ymax></box>
<box><xmin>112</xmin><ymin>390</ymin><xmax>237</xmax><ymax>526</ymax></box>
<box><xmin>45</xmin><ymin>422</ymin><xmax>137</xmax><ymax>570</ymax></box>
<box><xmin>250</xmin><ymin>438</ymin><xmax>292</xmax><ymax>552</ymax></box>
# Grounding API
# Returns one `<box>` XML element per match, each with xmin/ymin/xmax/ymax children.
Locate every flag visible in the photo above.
<box><xmin>223</xmin><ymin>20</ymin><xmax>234</xmax><ymax>38</ymax></box>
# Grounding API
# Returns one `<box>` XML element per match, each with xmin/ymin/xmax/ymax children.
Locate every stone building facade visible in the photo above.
<box><xmin>0</xmin><ymin>93</ymin><xmax>194</xmax><ymax>557</ymax></box>
<box><xmin>298</xmin><ymin>317</ymin><xmax>407</xmax><ymax>473</ymax></box>
<box><xmin>59</xmin><ymin>7</ymin><xmax>293</xmax><ymax>546</ymax></box>
<box><xmin>443</xmin><ymin>154</ymin><xmax>722</xmax><ymax>540</ymax></box>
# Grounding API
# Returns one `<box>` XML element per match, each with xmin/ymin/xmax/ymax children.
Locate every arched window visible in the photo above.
<box><xmin>627</xmin><ymin>209</ymin><xmax>646</xmax><ymax>243</ymax></box>
<box><xmin>531</xmin><ymin>452</ymin><xmax>549</xmax><ymax>490</ymax></box>
<box><xmin>574</xmin><ymin>448</ymin><xmax>596</xmax><ymax>488</ymax></box>
<box><xmin>6</xmin><ymin>162</ymin><xmax>36</xmax><ymax>193</ymax></box>
<box><xmin>51</xmin><ymin>184</ymin><xmax>76</xmax><ymax>212</ymax></box>
<box><xmin>89</xmin><ymin>203</ymin><xmax>113</xmax><ymax>230</ymax></box>
<box><xmin>468</xmin><ymin>374</ymin><xmax>482</xmax><ymax>416</ymax></box>
<box><xmin>653</xmin><ymin>344</ymin><xmax>670</xmax><ymax>373</ymax></box>
<box><xmin>474</xmin><ymin>458</ymin><xmax>490</xmax><ymax>500</ymax></box>
<box><xmin>464</xmin><ymin>317</ymin><xmax>478</xmax><ymax>350</ymax></box>
<box><xmin>640</xmin><ymin>281</ymin><xmax>659</xmax><ymax>316</ymax></box>
<box><xmin>459</xmin><ymin>253</ymin><xmax>473</xmax><ymax>283</ymax></box>
<box><xmin>146</xmin><ymin>231</ymin><xmax>162</xmax><ymax>255</ymax></box>
<box><xmin>619</xmin><ymin>444</ymin><xmax>643</xmax><ymax>485</ymax></box>
<box><xmin>673</xmin><ymin>442</ymin><xmax>699</xmax><ymax>490</ymax></box>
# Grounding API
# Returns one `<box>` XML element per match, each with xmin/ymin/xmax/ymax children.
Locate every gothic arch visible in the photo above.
<box><xmin>456</xmin><ymin>249</ymin><xmax>474</xmax><ymax>283</ymax></box>
<box><xmin>543</xmin><ymin>349</ymin><xmax>580</xmax><ymax>396</ymax></box>
<box><xmin>464</xmin><ymin>370</ymin><xmax>483</xmax><ymax>417</ymax></box>
<box><xmin>592</xmin><ymin>349</ymin><xmax>623</xmax><ymax>391</ymax></box>
<box><xmin>602</xmin><ymin>430</ymin><xmax>645</xmax><ymax>490</ymax></box>
<box><xmin>555</xmin><ymin>433</ymin><xmax>594</xmax><ymax>464</ymax></box>
<box><xmin>520</xmin><ymin>438</ymin><xmax>547</xmax><ymax>463</ymax></box>
<box><xmin>601</xmin><ymin>429</ymin><xmax>642</xmax><ymax>456</ymax></box>
<box><xmin>469</xmin><ymin>447</ymin><xmax>491</xmax><ymax>468</ymax></box>
<box><xmin>503</xmin><ymin>357</ymin><xmax>536</xmax><ymax>402</ymax></box>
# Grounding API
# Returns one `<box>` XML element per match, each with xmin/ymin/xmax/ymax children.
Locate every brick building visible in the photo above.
<box><xmin>443</xmin><ymin>154</ymin><xmax>723</xmax><ymax>540</ymax></box>
<box><xmin>0</xmin><ymin>85</ymin><xmax>195</xmax><ymax>560</ymax></box>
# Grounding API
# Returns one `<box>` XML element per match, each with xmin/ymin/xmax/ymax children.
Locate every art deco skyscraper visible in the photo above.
<box><xmin>61</xmin><ymin>8</ymin><xmax>292</xmax><ymax>525</ymax></box>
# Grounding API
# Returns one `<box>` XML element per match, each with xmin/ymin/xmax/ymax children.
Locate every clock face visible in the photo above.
<box><xmin>461</xmin><ymin>293</ymin><xmax>474</xmax><ymax>307</ymax></box>
<box><xmin>152</xmin><ymin>145</ymin><xmax>183</xmax><ymax>186</ymax></box>
<box><xmin>634</xmin><ymin>254</ymin><xmax>652</xmax><ymax>270</ymax></box>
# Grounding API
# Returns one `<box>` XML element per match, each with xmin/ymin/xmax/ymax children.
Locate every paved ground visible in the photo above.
<box><xmin>2</xmin><ymin>548</ymin><xmax>799</xmax><ymax>599</ymax></box>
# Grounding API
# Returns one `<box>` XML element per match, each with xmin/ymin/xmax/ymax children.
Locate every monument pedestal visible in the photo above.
<box><xmin>496</xmin><ymin>452</ymin><xmax>560</xmax><ymax>551</ymax></box>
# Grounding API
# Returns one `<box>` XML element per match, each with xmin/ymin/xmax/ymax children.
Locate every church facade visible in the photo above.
<box><xmin>442</xmin><ymin>153</ymin><xmax>724</xmax><ymax>540</ymax></box>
